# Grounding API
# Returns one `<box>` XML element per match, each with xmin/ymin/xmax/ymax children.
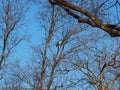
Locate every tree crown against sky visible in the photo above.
<box><xmin>0</xmin><ymin>0</ymin><xmax>120</xmax><ymax>90</ymax></box>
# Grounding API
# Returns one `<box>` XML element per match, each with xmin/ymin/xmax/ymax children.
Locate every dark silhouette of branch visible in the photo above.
<box><xmin>49</xmin><ymin>0</ymin><xmax>120</xmax><ymax>37</ymax></box>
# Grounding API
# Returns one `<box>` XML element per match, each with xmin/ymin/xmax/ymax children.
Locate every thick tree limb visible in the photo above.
<box><xmin>49</xmin><ymin>0</ymin><xmax>120</xmax><ymax>37</ymax></box>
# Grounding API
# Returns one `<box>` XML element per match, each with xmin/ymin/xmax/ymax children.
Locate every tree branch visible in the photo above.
<box><xmin>49</xmin><ymin>0</ymin><xmax>120</xmax><ymax>37</ymax></box>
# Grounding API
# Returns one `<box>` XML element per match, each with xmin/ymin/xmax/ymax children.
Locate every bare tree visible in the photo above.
<box><xmin>0</xmin><ymin>1</ymin><xmax>29</xmax><ymax>89</ymax></box>
<box><xmin>10</xmin><ymin>1</ymin><xmax>88</xmax><ymax>89</ymax></box>
<box><xmin>0</xmin><ymin>0</ymin><xmax>28</xmax><ymax>69</ymax></box>
<box><xmin>2</xmin><ymin>75</ymin><xmax>22</xmax><ymax>90</ymax></box>
<box><xmin>4</xmin><ymin>0</ymin><xmax>120</xmax><ymax>90</ymax></box>
<box><xmin>68</xmin><ymin>39</ymin><xmax>120</xmax><ymax>90</ymax></box>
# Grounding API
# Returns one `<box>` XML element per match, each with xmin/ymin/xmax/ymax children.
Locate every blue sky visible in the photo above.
<box><xmin>10</xmin><ymin>4</ymin><xmax>41</xmax><ymax>62</ymax></box>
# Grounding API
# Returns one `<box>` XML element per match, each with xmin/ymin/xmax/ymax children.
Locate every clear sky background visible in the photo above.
<box><xmin>10</xmin><ymin>3</ymin><xmax>41</xmax><ymax>64</ymax></box>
